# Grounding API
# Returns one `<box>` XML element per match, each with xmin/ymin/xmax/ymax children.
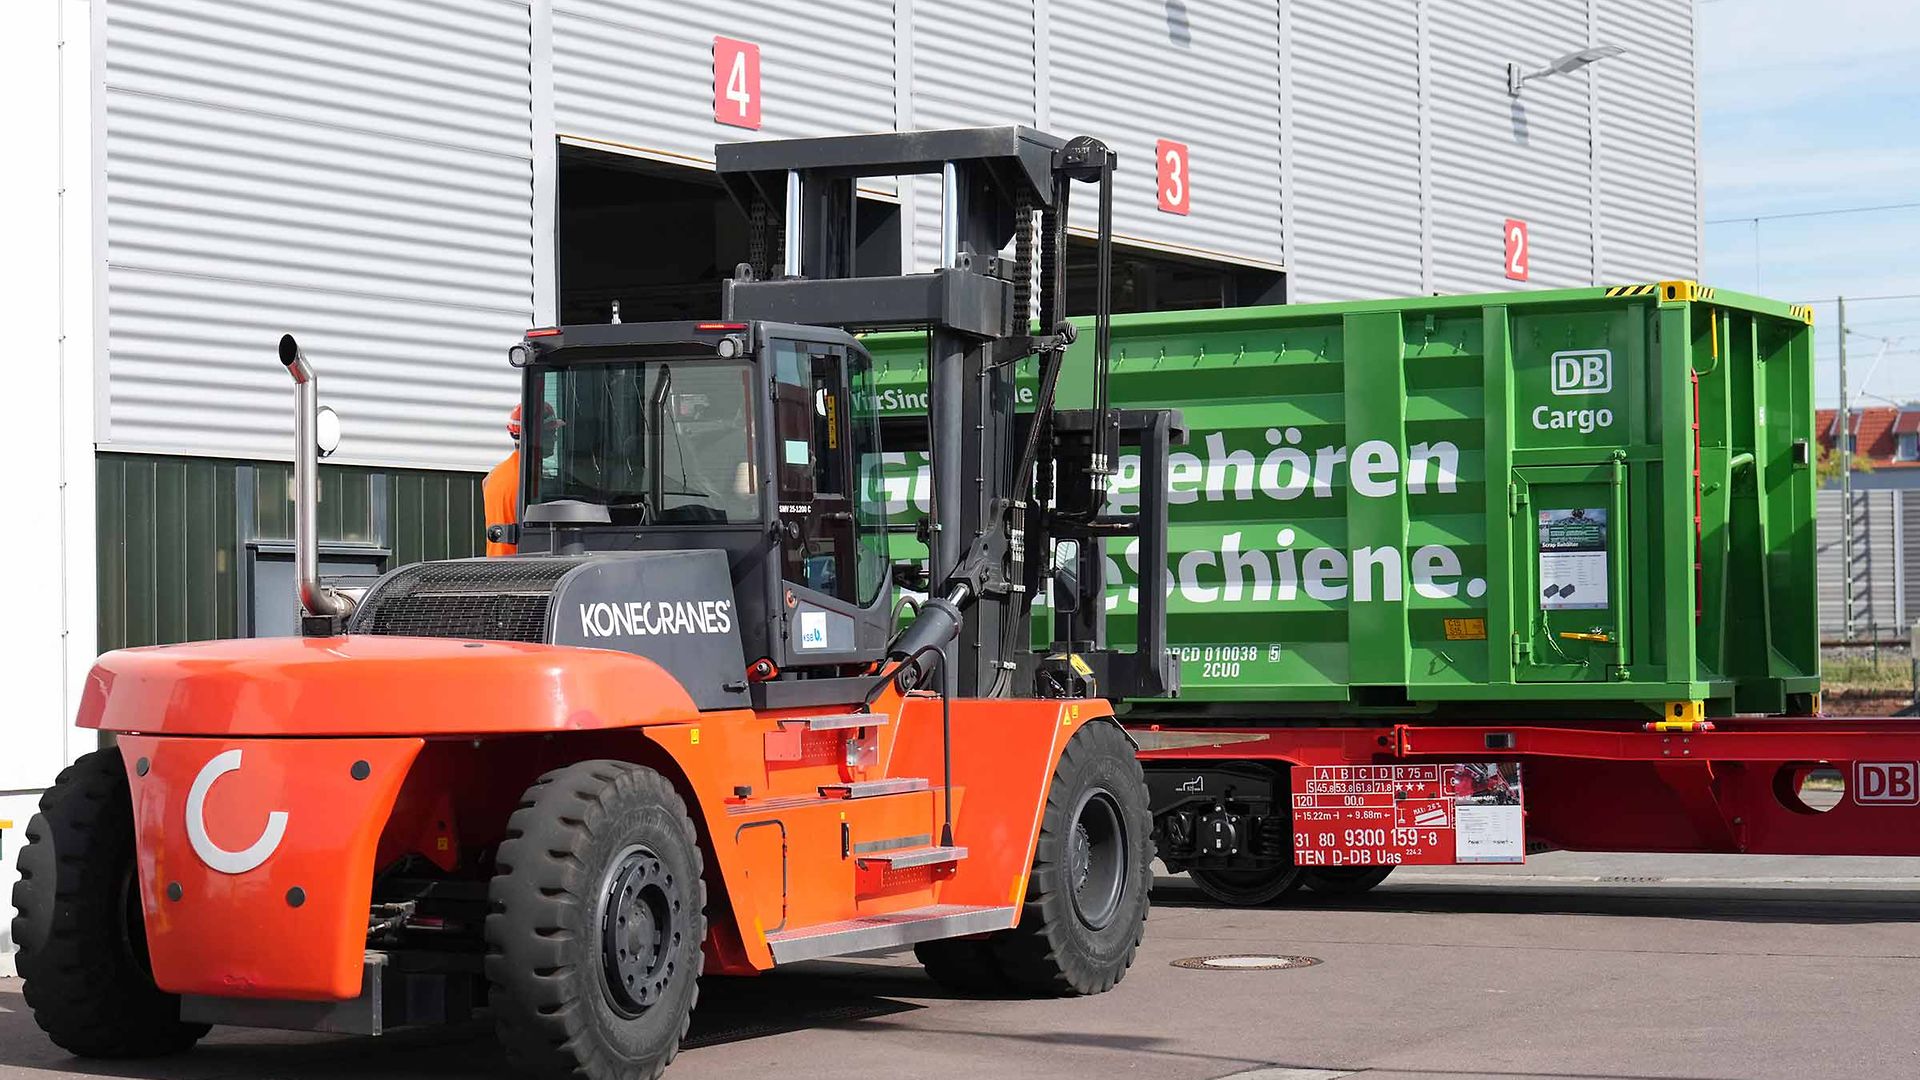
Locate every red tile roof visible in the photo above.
<box><xmin>1816</xmin><ymin>406</ymin><xmax>1920</xmax><ymax>468</ymax></box>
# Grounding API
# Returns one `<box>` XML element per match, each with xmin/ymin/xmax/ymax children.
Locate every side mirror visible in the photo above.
<box><xmin>1052</xmin><ymin>539</ymin><xmax>1081</xmax><ymax>614</ymax></box>
<box><xmin>315</xmin><ymin>405</ymin><xmax>342</xmax><ymax>459</ymax></box>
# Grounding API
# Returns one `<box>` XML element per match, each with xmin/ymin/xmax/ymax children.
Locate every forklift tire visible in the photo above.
<box><xmin>1301</xmin><ymin>866</ymin><xmax>1395</xmax><ymax>896</ymax></box>
<box><xmin>486</xmin><ymin>761</ymin><xmax>706</xmax><ymax>1080</ymax></box>
<box><xmin>1188</xmin><ymin>864</ymin><xmax>1304</xmax><ymax>906</ymax></box>
<box><xmin>10</xmin><ymin>747</ymin><xmax>211</xmax><ymax>1058</ymax></box>
<box><xmin>990</xmin><ymin>720</ymin><xmax>1152</xmax><ymax>995</ymax></box>
<box><xmin>913</xmin><ymin>937</ymin><xmax>1008</xmax><ymax>994</ymax></box>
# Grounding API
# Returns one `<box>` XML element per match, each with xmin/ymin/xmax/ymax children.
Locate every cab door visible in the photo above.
<box><xmin>769</xmin><ymin>338</ymin><xmax>886</xmax><ymax>665</ymax></box>
<box><xmin>1512</xmin><ymin>462</ymin><xmax>1629</xmax><ymax>682</ymax></box>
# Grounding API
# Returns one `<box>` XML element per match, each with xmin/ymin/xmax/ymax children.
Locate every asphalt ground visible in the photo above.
<box><xmin>4</xmin><ymin>852</ymin><xmax>1917</xmax><ymax>1080</ymax></box>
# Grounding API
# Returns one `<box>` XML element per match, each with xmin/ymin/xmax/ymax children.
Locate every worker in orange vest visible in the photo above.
<box><xmin>485</xmin><ymin>403</ymin><xmax>564</xmax><ymax>555</ymax></box>
<box><xmin>482</xmin><ymin>407</ymin><xmax>523</xmax><ymax>556</ymax></box>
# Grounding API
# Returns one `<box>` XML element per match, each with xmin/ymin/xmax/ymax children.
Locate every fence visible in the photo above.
<box><xmin>1816</xmin><ymin>487</ymin><xmax>1920</xmax><ymax>642</ymax></box>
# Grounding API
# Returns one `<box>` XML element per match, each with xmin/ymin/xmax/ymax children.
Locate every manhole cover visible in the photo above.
<box><xmin>1171</xmin><ymin>954</ymin><xmax>1321</xmax><ymax>971</ymax></box>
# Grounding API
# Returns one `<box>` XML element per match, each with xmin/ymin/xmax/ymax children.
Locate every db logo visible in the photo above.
<box><xmin>1550</xmin><ymin>349</ymin><xmax>1612</xmax><ymax>396</ymax></box>
<box><xmin>185</xmin><ymin>749</ymin><xmax>290</xmax><ymax>874</ymax></box>
<box><xmin>1854</xmin><ymin>761</ymin><xmax>1918</xmax><ymax>805</ymax></box>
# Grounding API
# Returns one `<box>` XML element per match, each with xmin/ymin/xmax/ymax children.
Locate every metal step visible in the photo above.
<box><xmin>819</xmin><ymin>777</ymin><xmax>930</xmax><ymax>799</ymax></box>
<box><xmin>765</xmin><ymin>904</ymin><xmax>1016</xmax><ymax>964</ymax></box>
<box><xmin>783</xmin><ymin>712</ymin><xmax>888</xmax><ymax>731</ymax></box>
<box><xmin>855</xmin><ymin>845</ymin><xmax>967</xmax><ymax>870</ymax></box>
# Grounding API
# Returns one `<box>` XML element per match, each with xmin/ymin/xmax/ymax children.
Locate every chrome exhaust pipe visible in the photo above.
<box><xmin>278</xmin><ymin>334</ymin><xmax>352</xmax><ymax>633</ymax></box>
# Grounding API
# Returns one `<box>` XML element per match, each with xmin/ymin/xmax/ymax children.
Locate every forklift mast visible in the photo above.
<box><xmin>715</xmin><ymin>126</ymin><xmax>1180</xmax><ymax>701</ymax></box>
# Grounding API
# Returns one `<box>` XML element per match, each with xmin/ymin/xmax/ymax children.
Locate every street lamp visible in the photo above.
<box><xmin>1508</xmin><ymin>44</ymin><xmax>1627</xmax><ymax>95</ymax></box>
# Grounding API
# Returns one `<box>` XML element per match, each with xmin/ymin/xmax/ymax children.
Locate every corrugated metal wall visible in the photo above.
<box><xmin>1593</xmin><ymin>0</ymin><xmax>1701</xmax><ymax>281</ymax></box>
<box><xmin>1283</xmin><ymin>1</ymin><xmax>1424</xmax><ymax>300</ymax></box>
<box><xmin>1048</xmin><ymin>0</ymin><xmax>1284</xmax><ymax>267</ymax></box>
<box><xmin>95</xmin><ymin>454</ymin><xmax>482</xmax><ymax>651</ymax></box>
<box><xmin>101</xmin><ymin>0</ymin><xmax>531</xmax><ymax>471</ymax></box>
<box><xmin>553</xmin><ymin>0</ymin><xmax>897</xmax><ymax>167</ymax></box>
<box><xmin>1283</xmin><ymin>0</ymin><xmax>1698</xmax><ymax>303</ymax></box>
<box><xmin>1427</xmin><ymin>0</ymin><xmax>1593</xmax><ymax>292</ymax></box>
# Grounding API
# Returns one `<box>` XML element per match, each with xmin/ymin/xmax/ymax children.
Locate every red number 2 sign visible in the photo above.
<box><xmin>713</xmin><ymin>37</ymin><xmax>761</xmax><ymax>130</ymax></box>
<box><xmin>1504</xmin><ymin>218</ymin><xmax>1529</xmax><ymax>281</ymax></box>
<box><xmin>1156</xmin><ymin>139</ymin><xmax>1190</xmax><ymax>215</ymax></box>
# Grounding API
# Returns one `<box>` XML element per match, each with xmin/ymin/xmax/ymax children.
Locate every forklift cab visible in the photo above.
<box><xmin>511</xmin><ymin>320</ymin><xmax>895</xmax><ymax>692</ymax></box>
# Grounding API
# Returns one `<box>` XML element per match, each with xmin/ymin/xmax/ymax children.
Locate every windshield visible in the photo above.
<box><xmin>532</xmin><ymin>359</ymin><xmax>759</xmax><ymax>525</ymax></box>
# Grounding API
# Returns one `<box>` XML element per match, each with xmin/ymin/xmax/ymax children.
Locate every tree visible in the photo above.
<box><xmin>1817</xmin><ymin>442</ymin><xmax>1876</xmax><ymax>485</ymax></box>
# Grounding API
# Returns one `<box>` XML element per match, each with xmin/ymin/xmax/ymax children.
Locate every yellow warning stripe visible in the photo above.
<box><xmin>1604</xmin><ymin>284</ymin><xmax>1660</xmax><ymax>297</ymax></box>
<box><xmin>1789</xmin><ymin>304</ymin><xmax>1815</xmax><ymax>324</ymax></box>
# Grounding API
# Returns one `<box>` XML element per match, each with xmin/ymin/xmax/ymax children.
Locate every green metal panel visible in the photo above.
<box><xmin>96</xmin><ymin>454</ymin><xmax>484</xmax><ymax>652</ymax></box>
<box><xmin>862</xmin><ymin>282</ymin><xmax>1819</xmax><ymax>719</ymax></box>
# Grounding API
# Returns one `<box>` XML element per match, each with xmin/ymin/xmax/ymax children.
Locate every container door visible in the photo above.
<box><xmin>1512</xmin><ymin>463</ymin><xmax>1628</xmax><ymax>683</ymax></box>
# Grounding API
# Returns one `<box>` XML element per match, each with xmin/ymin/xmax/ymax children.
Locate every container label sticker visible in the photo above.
<box><xmin>1291</xmin><ymin>763</ymin><xmax>1525</xmax><ymax>867</ymax></box>
<box><xmin>1538</xmin><ymin>508</ymin><xmax>1608</xmax><ymax>610</ymax></box>
<box><xmin>1442</xmin><ymin>617</ymin><xmax>1487</xmax><ymax>641</ymax></box>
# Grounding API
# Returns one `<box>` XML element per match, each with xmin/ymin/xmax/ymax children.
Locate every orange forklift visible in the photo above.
<box><xmin>10</xmin><ymin>128</ymin><xmax>1183</xmax><ymax>1079</ymax></box>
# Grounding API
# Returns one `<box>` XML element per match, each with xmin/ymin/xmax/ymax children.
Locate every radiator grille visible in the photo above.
<box><xmin>352</xmin><ymin>557</ymin><xmax>588</xmax><ymax>642</ymax></box>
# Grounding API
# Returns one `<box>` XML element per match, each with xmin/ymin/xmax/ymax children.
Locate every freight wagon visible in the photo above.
<box><xmin>864</xmin><ymin>282</ymin><xmax>1920</xmax><ymax>904</ymax></box>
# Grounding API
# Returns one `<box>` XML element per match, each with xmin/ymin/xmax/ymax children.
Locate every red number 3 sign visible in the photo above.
<box><xmin>1156</xmin><ymin>139</ymin><xmax>1190</xmax><ymax>215</ymax></box>
<box><xmin>1504</xmin><ymin>218</ymin><xmax>1529</xmax><ymax>281</ymax></box>
<box><xmin>713</xmin><ymin>37</ymin><xmax>761</xmax><ymax>130</ymax></box>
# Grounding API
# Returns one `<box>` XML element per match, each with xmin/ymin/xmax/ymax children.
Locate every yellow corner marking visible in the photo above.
<box><xmin>1658</xmin><ymin>280</ymin><xmax>1715</xmax><ymax>303</ymax></box>
<box><xmin>689</xmin><ymin>728</ymin><xmax>700</xmax><ymax>746</ymax></box>
<box><xmin>1647</xmin><ymin>700</ymin><xmax>1710</xmax><ymax>732</ymax></box>
<box><xmin>1790</xmin><ymin>304</ymin><xmax>1815</xmax><ymax>324</ymax></box>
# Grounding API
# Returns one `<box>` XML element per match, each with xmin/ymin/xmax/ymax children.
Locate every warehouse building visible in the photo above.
<box><xmin>2</xmin><ymin>0</ymin><xmax>1701</xmax><ymax>962</ymax></box>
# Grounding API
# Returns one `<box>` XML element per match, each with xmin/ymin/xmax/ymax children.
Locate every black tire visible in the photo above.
<box><xmin>486</xmin><ymin>761</ymin><xmax>706</xmax><ymax>1080</ymax></box>
<box><xmin>990</xmin><ymin>721</ymin><xmax>1152</xmax><ymax>995</ymax></box>
<box><xmin>1301</xmin><ymin>866</ymin><xmax>1395</xmax><ymax>896</ymax></box>
<box><xmin>10</xmin><ymin>748</ymin><xmax>210</xmax><ymax>1058</ymax></box>
<box><xmin>1189</xmin><ymin>863</ymin><xmax>1304</xmax><ymax>906</ymax></box>
<box><xmin>913</xmin><ymin>937</ymin><xmax>1008</xmax><ymax>994</ymax></box>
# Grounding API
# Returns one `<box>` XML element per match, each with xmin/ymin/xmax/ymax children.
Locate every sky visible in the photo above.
<box><xmin>1697</xmin><ymin>0</ymin><xmax>1920</xmax><ymax>407</ymax></box>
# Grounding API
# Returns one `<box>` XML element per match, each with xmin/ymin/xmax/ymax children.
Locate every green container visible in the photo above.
<box><xmin>862</xmin><ymin>281</ymin><xmax>1819</xmax><ymax>719</ymax></box>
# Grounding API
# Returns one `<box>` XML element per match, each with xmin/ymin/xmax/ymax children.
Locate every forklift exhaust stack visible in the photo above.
<box><xmin>278</xmin><ymin>334</ymin><xmax>352</xmax><ymax>633</ymax></box>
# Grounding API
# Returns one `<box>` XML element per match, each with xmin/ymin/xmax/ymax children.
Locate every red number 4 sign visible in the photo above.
<box><xmin>1156</xmin><ymin>139</ymin><xmax>1190</xmax><ymax>215</ymax></box>
<box><xmin>1504</xmin><ymin>218</ymin><xmax>1529</xmax><ymax>281</ymax></box>
<box><xmin>714</xmin><ymin>36</ymin><xmax>761</xmax><ymax>130</ymax></box>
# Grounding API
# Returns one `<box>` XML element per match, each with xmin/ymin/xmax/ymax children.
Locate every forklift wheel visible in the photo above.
<box><xmin>990</xmin><ymin>720</ymin><xmax>1153</xmax><ymax>995</ymax></box>
<box><xmin>486</xmin><ymin>761</ymin><xmax>706</xmax><ymax>1080</ymax></box>
<box><xmin>10</xmin><ymin>748</ymin><xmax>211</xmax><ymax>1058</ymax></box>
<box><xmin>1189</xmin><ymin>863</ymin><xmax>1304</xmax><ymax>906</ymax></box>
<box><xmin>1301</xmin><ymin>866</ymin><xmax>1395</xmax><ymax>896</ymax></box>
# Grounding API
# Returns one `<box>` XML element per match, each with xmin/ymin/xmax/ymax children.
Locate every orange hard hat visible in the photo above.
<box><xmin>507</xmin><ymin>403</ymin><xmax>562</xmax><ymax>439</ymax></box>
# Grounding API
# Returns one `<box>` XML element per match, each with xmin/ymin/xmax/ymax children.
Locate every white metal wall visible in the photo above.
<box><xmin>1283</xmin><ymin>0</ymin><xmax>1698</xmax><ymax>303</ymax></box>
<box><xmin>101</xmin><ymin>0</ymin><xmax>533</xmax><ymax>470</ymax></box>
<box><xmin>1048</xmin><ymin>0</ymin><xmax>1284</xmax><ymax>268</ymax></box>
<box><xmin>1283</xmin><ymin>0</ymin><xmax>1424</xmax><ymax>301</ymax></box>
<box><xmin>1593</xmin><ymin>0</ymin><xmax>1701</xmax><ymax>282</ymax></box>
<box><xmin>553</xmin><ymin>0</ymin><xmax>897</xmax><ymax>166</ymax></box>
<box><xmin>1817</xmin><ymin>487</ymin><xmax>1906</xmax><ymax>639</ymax></box>
<box><xmin>1427</xmin><ymin>0</ymin><xmax>1593</xmax><ymax>292</ymax></box>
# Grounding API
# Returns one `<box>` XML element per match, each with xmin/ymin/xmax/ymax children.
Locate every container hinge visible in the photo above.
<box><xmin>1509</xmin><ymin>483</ymin><xmax>1526</xmax><ymax>516</ymax></box>
<box><xmin>1511</xmin><ymin>633</ymin><xmax>1530</xmax><ymax>664</ymax></box>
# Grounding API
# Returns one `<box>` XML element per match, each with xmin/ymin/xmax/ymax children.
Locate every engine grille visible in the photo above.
<box><xmin>351</xmin><ymin>557</ymin><xmax>590</xmax><ymax>642</ymax></box>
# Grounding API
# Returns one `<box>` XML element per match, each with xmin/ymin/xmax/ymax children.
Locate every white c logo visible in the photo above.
<box><xmin>185</xmin><ymin>749</ymin><xmax>289</xmax><ymax>875</ymax></box>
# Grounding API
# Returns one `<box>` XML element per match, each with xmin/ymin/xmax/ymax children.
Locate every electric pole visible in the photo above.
<box><xmin>1838</xmin><ymin>295</ymin><xmax>1853</xmax><ymax>641</ymax></box>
